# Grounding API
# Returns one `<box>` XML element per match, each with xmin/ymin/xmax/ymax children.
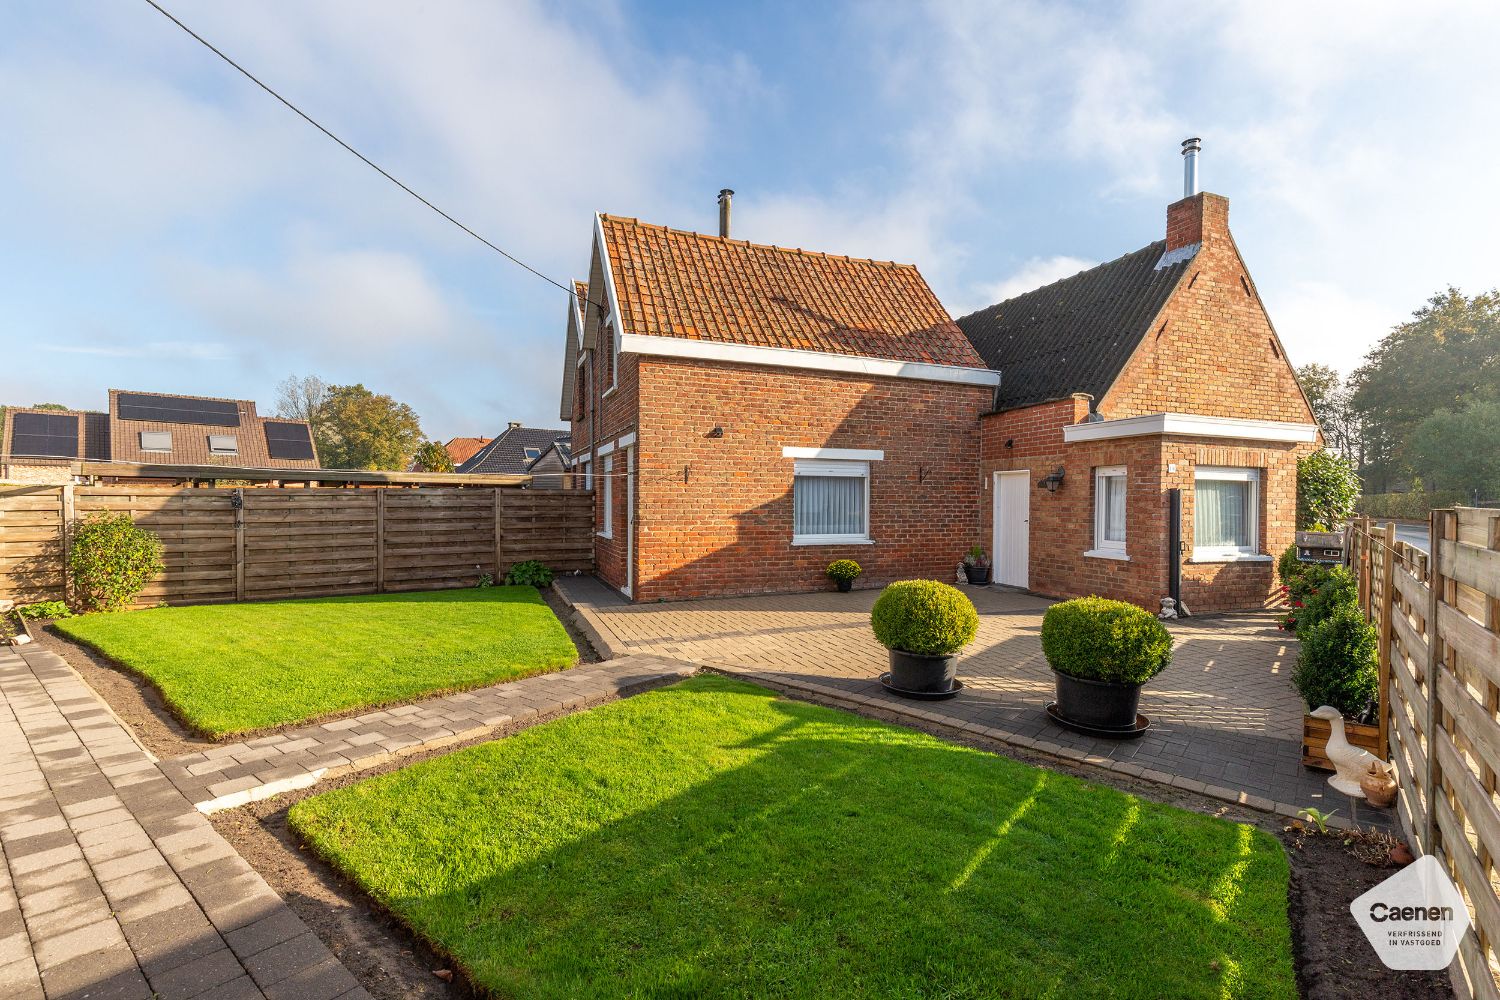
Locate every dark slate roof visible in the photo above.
<box><xmin>955</xmin><ymin>241</ymin><xmax>1191</xmax><ymax>411</ymax></box>
<box><xmin>457</xmin><ymin>426</ymin><xmax>571</xmax><ymax>475</ymax></box>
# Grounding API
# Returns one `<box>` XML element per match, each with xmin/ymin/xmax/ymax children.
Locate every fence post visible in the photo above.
<box><xmin>1377</xmin><ymin>522</ymin><xmax>1396</xmax><ymax>760</ymax></box>
<box><xmin>375</xmin><ymin>489</ymin><xmax>386</xmax><ymax>594</ymax></box>
<box><xmin>493</xmin><ymin>489</ymin><xmax>505</xmax><ymax>580</ymax></box>
<box><xmin>1423</xmin><ymin>510</ymin><xmax>1448</xmax><ymax>854</ymax></box>
<box><xmin>233</xmin><ymin>489</ymin><xmax>245</xmax><ymax>602</ymax></box>
<box><xmin>59</xmin><ymin>484</ymin><xmax>75</xmax><ymax>604</ymax></box>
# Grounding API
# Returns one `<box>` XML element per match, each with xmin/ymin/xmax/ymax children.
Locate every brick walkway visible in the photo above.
<box><xmin>0</xmin><ymin>646</ymin><xmax>366</xmax><ymax>1000</ymax></box>
<box><xmin>161</xmin><ymin>656</ymin><xmax>696</xmax><ymax>813</ymax></box>
<box><xmin>557</xmin><ymin>576</ymin><xmax>1391</xmax><ymax>828</ymax></box>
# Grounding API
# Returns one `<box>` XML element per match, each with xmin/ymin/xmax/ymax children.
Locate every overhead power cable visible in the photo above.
<box><xmin>141</xmin><ymin>0</ymin><xmax>605</xmax><ymax>313</ymax></box>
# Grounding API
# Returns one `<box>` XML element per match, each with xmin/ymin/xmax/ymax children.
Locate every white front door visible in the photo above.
<box><xmin>993</xmin><ymin>471</ymin><xmax>1029</xmax><ymax>588</ymax></box>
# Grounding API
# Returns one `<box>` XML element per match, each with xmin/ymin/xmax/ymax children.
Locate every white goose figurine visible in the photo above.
<box><xmin>1311</xmin><ymin>705</ymin><xmax>1381</xmax><ymax>798</ymax></box>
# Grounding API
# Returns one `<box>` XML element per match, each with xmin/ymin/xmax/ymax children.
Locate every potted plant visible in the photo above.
<box><xmin>961</xmin><ymin>545</ymin><xmax>991</xmax><ymax>585</ymax></box>
<box><xmin>1293</xmin><ymin>601</ymin><xmax>1381</xmax><ymax>771</ymax></box>
<box><xmin>870</xmin><ymin>580</ymin><xmax>978</xmax><ymax>695</ymax></box>
<box><xmin>826</xmin><ymin>559</ymin><xmax>862</xmax><ymax>593</ymax></box>
<box><xmin>1040</xmin><ymin>597</ymin><xmax>1172</xmax><ymax>736</ymax></box>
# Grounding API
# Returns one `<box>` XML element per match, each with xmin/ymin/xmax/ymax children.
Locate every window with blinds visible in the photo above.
<box><xmin>792</xmin><ymin>459</ymin><xmax>869</xmax><ymax>544</ymax></box>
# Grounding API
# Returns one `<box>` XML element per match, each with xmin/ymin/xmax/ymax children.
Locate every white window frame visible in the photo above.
<box><xmin>139</xmin><ymin>431</ymin><xmax>172</xmax><ymax>453</ymax></box>
<box><xmin>1193</xmin><ymin>466</ymin><xmax>1263</xmax><ymax>561</ymax></box>
<box><xmin>791</xmin><ymin>458</ymin><xmax>872</xmax><ymax>546</ymax></box>
<box><xmin>207</xmin><ymin>434</ymin><xmax>238</xmax><ymax>456</ymax></box>
<box><xmin>1086</xmin><ymin>465</ymin><xmax>1128</xmax><ymax>560</ymax></box>
<box><xmin>599</xmin><ymin>454</ymin><xmax>613</xmax><ymax>538</ymax></box>
<box><xmin>579</xmin><ymin>456</ymin><xmax>592</xmax><ymax>490</ymax></box>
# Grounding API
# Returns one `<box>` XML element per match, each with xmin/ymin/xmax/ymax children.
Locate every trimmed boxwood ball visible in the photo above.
<box><xmin>1040</xmin><ymin>597</ymin><xmax>1173</xmax><ymax>686</ymax></box>
<box><xmin>870</xmin><ymin>580</ymin><xmax>978</xmax><ymax>656</ymax></box>
<box><xmin>1292</xmin><ymin>602</ymin><xmax>1378</xmax><ymax>717</ymax></box>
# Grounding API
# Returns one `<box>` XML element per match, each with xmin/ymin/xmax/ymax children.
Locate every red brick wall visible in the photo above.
<box><xmin>1103</xmin><ymin>193</ymin><xmax>1316</xmax><ymax>425</ymax></box>
<box><xmin>632</xmin><ymin>358</ymin><xmax>991</xmax><ymax>601</ymax></box>
<box><xmin>980</xmin><ymin>397</ymin><xmax>1171</xmax><ymax>611</ymax></box>
<box><xmin>572</xmin><ymin>316</ymin><xmax>641</xmax><ymax>594</ymax></box>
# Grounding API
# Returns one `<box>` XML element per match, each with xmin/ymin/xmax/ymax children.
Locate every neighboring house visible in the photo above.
<box><xmin>409</xmin><ymin>436</ymin><xmax>493</xmax><ymax>472</ymax></box>
<box><xmin>1</xmin><ymin>390</ymin><xmax>319</xmax><ymax>484</ymax></box>
<box><xmin>456</xmin><ymin>422</ymin><xmax>571</xmax><ymax>479</ymax></box>
<box><xmin>526</xmin><ymin>439</ymin><xmax>574</xmax><ymax>490</ymax></box>
<box><xmin>562</xmin><ymin>145</ymin><xmax>1319</xmax><ymax>611</ymax></box>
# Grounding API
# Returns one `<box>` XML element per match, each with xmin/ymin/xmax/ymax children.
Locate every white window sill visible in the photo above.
<box><xmin>792</xmin><ymin>537</ymin><xmax>874</xmax><ymax>546</ymax></box>
<box><xmin>597</xmin><ymin>531</ymin><xmax>613</xmax><ymax>540</ymax></box>
<box><xmin>603</xmin><ymin>386</ymin><xmax>618</xmax><ymax>399</ymax></box>
<box><xmin>1190</xmin><ymin>551</ymin><xmax>1272</xmax><ymax>564</ymax></box>
<box><xmin>1083</xmin><ymin>549</ymin><xmax>1129</xmax><ymax>562</ymax></box>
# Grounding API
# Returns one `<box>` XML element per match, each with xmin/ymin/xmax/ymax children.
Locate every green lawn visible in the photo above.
<box><xmin>56</xmin><ymin>587</ymin><xmax>576</xmax><ymax>738</ymax></box>
<box><xmin>289</xmin><ymin>675</ymin><xmax>1295</xmax><ymax>999</ymax></box>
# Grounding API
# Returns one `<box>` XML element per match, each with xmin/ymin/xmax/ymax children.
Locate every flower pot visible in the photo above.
<box><xmin>963</xmin><ymin>564</ymin><xmax>991</xmax><ymax>585</ymax></box>
<box><xmin>836</xmin><ymin>579</ymin><xmax>853</xmax><ymax>593</ymax></box>
<box><xmin>1360</xmin><ymin>763</ymin><xmax>1398</xmax><ymax>808</ymax></box>
<box><xmin>887</xmin><ymin>649</ymin><xmax>957</xmax><ymax>694</ymax></box>
<box><xmin>1051</xmin><ymin>670</ymin><xmax>1142</xmax><ymax>732</ymax></box>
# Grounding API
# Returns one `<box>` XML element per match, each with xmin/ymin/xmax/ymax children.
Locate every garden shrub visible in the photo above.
<box><xmin>1356</xmin><ymin>481</ymin><xmax>1467</xmax><ymax>520</ymax></box>
<box><xmin>870</xmin><ymin>580</ymin><xmax>978</xmax><ymax>656</ymax></box>
<box><xmin>18</xmin><ymin>600</ymin><xmax>73</xmax><ymax>620</ymax></box>
<box><xmin>504</xmin><ymin>560</ymin><xmax>554</xmax><ymax>587</ymax></box>
<box><xmin>69</xmin><ymin>513</ymin><xmax>163</xmax><ymax>612</ymax></box>
<box><xmin>1277</xmin><ymin>545</ymin><xmax>1307</xmax><ymax>591</ymax></box>
<box><xmin>1296</xmin><ymin>449</ymin><xmax>1360</xmax><ymax>530</ymax></box>
<box><xmin>825</xmin><ymin>559</ymin><xmax>861</xmax><ymax>583</ymax></box>
<box><xmin>1300</xmin><ymin>566</ymin><xmax>1358</xmax><ymax>634</ymax></box>
<box><xmin>1292</xmin><ymin>602</ymin><xmax>1378</xmax><ymax>716</ymax></box>
<box><xmin>1040</xmin><ymin>597</ymin><xmax>1173</xmax><ymax>686</ymax></box>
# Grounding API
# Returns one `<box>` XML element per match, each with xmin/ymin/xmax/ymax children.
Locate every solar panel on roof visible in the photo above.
<box><xmin>264</xmin><ymin>421</ymin><xmax>315</xmax><ymax>461</ymax></box>
<box><xmin>116</xmin><ymin>392</ymin><xmax>241</xmax><ymax>427</ymax></box>
<box><xmin>11</xmin><ymin>412</ymin><xmax>80</xmax><ymax>459</ymax></box>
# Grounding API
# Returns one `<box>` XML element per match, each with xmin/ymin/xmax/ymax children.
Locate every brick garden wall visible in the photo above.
<box><xmin>632</xmin><ymin>358</ymin><xmax>991</xmax><ymax>601</ymax></box>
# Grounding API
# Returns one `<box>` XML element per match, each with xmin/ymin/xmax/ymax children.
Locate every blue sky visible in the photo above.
<box><xmin>4</xmin><ymin>1</ymin><xmax>1499</xmax><ymax>442</ymax></box>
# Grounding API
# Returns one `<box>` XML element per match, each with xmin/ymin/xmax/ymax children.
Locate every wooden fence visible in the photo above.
<box><xmin>0</xmin><ymin>485</ymin><xmax>594</xmax><ymax>606</ymax></box>
<box><xmin>1351</xmin><ymin>510</ymin><xmax>1500</xmax><ymax>1000</ymax></box>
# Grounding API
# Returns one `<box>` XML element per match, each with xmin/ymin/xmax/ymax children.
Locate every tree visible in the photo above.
<box><xmin>316</xmin><ymin>384</ymin><xmax>425</xmax><ymax>470</ymax></box>
<box><xmin>1296</xmin><ymin>449</ymin><xmax>1361</xmax><ymax>529</ymax></box>
<box><xmin>31</xmin><ymin>402</ymin><xmax>69</xmax><ymax>411</ymax></box>
<box><xmin>1349</xmin><ymin>287</ymin><xmax>1500</xmax><ymax>491</ymax></box>
<box><xmin>412</xmin><ymin>440</ymin><xmax>455</xmax><ymax>473</ymax></box>
<box><xmin>1295</xmin><ymin>363</ymin><xmax>1362</xmax><ymax>461</ymax></box>
<box><xmin>1409</xmin><ymin>394</ymin><xmax>1500</xmax><ymax>501</ymax></box>
<box><xmin>275</xmin><ymin>374</ymin><xmax>330</xmax><ymax>435</ymax></box>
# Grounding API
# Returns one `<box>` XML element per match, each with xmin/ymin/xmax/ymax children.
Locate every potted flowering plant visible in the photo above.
<box><xmin>826</xmin><ymin>559</ymin><xmax>862</xmax><ymax>593</ymax></box>
<box><xmin>961</xmin><ymin>545</ymin><xmax>991</xmax><ymax>585</ymax></box>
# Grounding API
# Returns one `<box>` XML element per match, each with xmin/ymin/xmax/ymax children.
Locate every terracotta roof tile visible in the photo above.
<box><xmin>444</xmin><ymin>437</ymin><xmax>493</xmax><ymax>467</ymax></box>
<box><xmin>599</xmin><ymin>215</ymin><xmax>986</xmax><ymax>368</ymax></box>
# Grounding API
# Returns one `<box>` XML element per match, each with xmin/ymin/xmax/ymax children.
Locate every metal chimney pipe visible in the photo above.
<box><xmin>717</xmin><ymin>188</ymin><xmax>734</xmax><ymax>237</ymax></box>
<box><xmin>1181</xmin><ymin>138</ymin><xmax>1201</xmax><ymax>198</ymax></box>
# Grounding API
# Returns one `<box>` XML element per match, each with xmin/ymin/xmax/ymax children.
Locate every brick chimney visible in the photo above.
<box><xmin>1165</xmin><ymin>140</ymin><xmax>1230</xmax><ymax>252</ymax></box>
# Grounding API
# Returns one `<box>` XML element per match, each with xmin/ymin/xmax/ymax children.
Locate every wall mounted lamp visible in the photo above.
<box><xmin>1037</xmin><ymin>467</ymin><xmax>1065</xmax><ymax>493</ymax></box>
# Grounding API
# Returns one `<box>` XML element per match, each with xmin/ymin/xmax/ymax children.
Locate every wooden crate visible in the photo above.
<box><xmin>1301</xmin><ymin>714</ymin><xmax>1382</xmax><ymax>772</ymax></box>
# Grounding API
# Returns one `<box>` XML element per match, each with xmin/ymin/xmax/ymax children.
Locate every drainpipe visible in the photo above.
<box><xmin>1168</xmin><ymin>488</ymin><xmax>1184</xmax><ymax>614</ymax></box>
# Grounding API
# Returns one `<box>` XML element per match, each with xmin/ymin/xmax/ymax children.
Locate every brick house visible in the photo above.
<box><xmin>564</xmin><ymin>156</ymin><xmax>1318</xmax><ymax>611</ymax></box>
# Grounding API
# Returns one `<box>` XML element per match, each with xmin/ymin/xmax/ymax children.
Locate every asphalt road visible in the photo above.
<box><xmin>1393</xmin><ymin>522</ymin><xmax>1429</xmax><ymax>552</ymax></box>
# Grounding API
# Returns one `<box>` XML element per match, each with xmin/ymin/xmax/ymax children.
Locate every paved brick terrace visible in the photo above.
<box><xmin>558</xmin><ymin>576</ymin><xmax>1390</xmax><ymax>828</ymax></box>
<box><xmin>0</xmin><ymin>646</ymin><xmax>366</xmax><ymax>1000</ymax></box>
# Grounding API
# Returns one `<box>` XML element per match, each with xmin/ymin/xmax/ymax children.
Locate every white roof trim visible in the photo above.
<box><xmin>1062</xmin><ymin>412</ymin><xmax>1319</xmax><ymax>444</ymax></box>
<box><xmin>594</xmin><ymin>214</ymin><xmax>627</xmax><ymax>338</ymax></box>
<box><xmin>618</xmin><ymin>333</ymin><xmax>1000</xmax><ymax>388</ymax></box>
<box><xmin>782</xmin><ymin>446</ymin><xmax>884</xmax><ymax>461</ymax></box>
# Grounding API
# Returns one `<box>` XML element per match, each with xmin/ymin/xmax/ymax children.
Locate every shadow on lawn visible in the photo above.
<box><xmin>364</xmin><ymin>690</ymin><xmax>1294</xmax><ymax>1000</ymax></box>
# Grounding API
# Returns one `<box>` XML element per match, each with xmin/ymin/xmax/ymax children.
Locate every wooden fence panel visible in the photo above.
<box><xmin>1353</xmin><ymin>509</ymin><xmax>1500</xmax><ymax>999</ymax></box>
<box><xmin>0</xmin><ymin>485</ymin><xmax>595</xmax><ymax>607</ymax></box>
<box><xmin>0</xmin><ymin>487</ymin><xmax>66</xmax><ymax>602</ymax></box>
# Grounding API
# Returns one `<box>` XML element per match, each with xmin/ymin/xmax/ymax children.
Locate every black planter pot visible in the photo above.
<box><xmin>887</xmin><ymin>649</ymin><xmax>957</xmax><ymax>693</ymax></box>
<box><xmin>1051</xmin><ymin>670</ymin><xmax>1143</xmax><ymax>732</ymax></box>
<box><xmin>835</xmin><ymin>578</ymin><xmax>853</xmax><ymax>593</ymax></box>
<box><xmin>963</xmin><ymin>564</ymin><xmax>991</xmax><ymax>585</ymax></box>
